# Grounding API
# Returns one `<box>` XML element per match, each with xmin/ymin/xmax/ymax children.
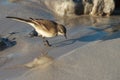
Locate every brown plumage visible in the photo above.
<box><xmin>6</xmin><ymin>16</ymin><xmax>67</xmax><ymax>47</ymax></box>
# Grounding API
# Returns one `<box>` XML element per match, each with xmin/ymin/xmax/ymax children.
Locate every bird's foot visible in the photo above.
<box><xmin>44</xmin><ymin>43</ymin><xmax>51</xmax><ymax>47</ymax></box>
<box><xmin>44</xmin><ymin>40</ymin><xmax>51</xmax><ymax>47</ymax></box>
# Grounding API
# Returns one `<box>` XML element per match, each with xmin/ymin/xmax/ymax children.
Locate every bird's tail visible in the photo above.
<box><xmin>6</xmin><ymin>16</ymin><xmax>32</xmax><ymax>24</ymax></box>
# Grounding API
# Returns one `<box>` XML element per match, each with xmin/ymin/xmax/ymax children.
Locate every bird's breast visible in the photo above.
<box><xmin>36</xmin><ymin>29</ymin><xmax>57</xmax><ymax>38</ymax></box>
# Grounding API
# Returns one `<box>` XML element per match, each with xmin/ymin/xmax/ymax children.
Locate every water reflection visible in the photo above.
<box><xmin>56</xmin><ymin>15</ymin><xmax>94</xmax><ymax>27</ymax></box>
<box><xmin>56</xmin><ymin>15</ymin><xmax>120</xmax><ymax>28</ymax></box>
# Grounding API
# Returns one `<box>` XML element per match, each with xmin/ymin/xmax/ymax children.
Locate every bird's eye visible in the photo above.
<box><xmin>59</xmin><ymin>30</ymin><xmax>63</xmax><ymax>33</ymax></box>
<box><xmin>59</xmin><ymin>28</ymin><xmax>64</xmax><ymax>33</ymax></box>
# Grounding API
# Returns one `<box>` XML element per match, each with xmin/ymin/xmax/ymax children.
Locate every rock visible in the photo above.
<box><xmin>83</xmin><ymin>0</ymin><xmax>93</xmax><ymax>15</ymax></box>
<box><xmin>85</xmin><ymin>0</ymin><xmax>115</xmax><ymax>16</ymax></box>
<box><xmin>0</xmin><ymin>38</ymin><xmax>7</xmax><ymax>51</ymax></box>
<box><xmin>103</xmin><ymin>0</ymin><xmax>115</xmax><ymax>16</ymax></box>
<box><xmin>43</xmin><ymin>0</ymin><xmax>84</xmax><ymax>17</ymax></box>
<box><xmin>0</xmin><ymin>37</ymin><xmax>16</xmax><ymax>51</ymax></box>
<box><xmin>43</xmin><ymin>0</ymin><xmax>115</xmax><ymax>17</ymax></box>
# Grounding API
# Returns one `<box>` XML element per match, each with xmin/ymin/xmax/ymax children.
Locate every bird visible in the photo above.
<box><xmin>6</xmin><ymin>16</ymin><xmax>67</xmax><ymax>47</ymax></box>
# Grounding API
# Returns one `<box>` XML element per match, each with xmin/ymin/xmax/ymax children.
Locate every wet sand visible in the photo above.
<box><xmin>0</xmin><ymin>0</ymin><xmax>120</xmax><ymax>80</ymax></box>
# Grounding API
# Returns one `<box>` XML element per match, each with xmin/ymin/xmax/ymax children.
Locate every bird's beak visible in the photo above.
<box><xmin>64</xmin><ymin>34</ymin><xmax>67</xmax><ymax>39</ymax></box>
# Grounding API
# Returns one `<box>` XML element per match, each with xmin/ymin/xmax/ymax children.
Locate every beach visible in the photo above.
<box><xmin>0</xmin><ymin>0</ymin><xmax>120</xmax><ymax>80</ymax></box>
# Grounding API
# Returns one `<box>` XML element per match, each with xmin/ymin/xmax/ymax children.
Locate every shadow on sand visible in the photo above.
<box><xmin>54</xmin><ymin>27</ymin><xmax>120</xmax><ymax>47</ymax></box>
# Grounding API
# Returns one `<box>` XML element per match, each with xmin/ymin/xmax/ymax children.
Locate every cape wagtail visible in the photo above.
<box><xmin>6</xmin><ymin>16</ymin><xmax>67</xmax><ymax>47</ymax></box>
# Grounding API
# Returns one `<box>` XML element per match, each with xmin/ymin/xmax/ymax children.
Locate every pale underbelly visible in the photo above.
<box><xmin>36</xmin><ymin>29</ymin><xmax>57</xmax><ymax>38</ymax></box>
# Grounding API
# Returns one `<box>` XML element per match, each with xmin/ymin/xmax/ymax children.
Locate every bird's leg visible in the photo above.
<box><xmin>44</xmin><ymin>40</ymin><xmax>51</xmax><ymax>47</ymax></box>
<box><xmin>42</xmin><ymin>37</ymin><xmax>51</xmax><ymax>47</ymax></box>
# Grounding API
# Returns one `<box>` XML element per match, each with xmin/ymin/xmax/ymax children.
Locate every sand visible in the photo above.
<box><xmin>0</xmin><ymin>0</ymin><xmax>120</xmax><ymax>80</ymax></box>
<box><xmin>11</xmin><ymin>36</ymin><xmax>120</xmax><ymax>80</ymax></box>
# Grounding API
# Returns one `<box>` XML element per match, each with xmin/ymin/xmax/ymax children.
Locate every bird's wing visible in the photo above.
<box><xmin>29</xmin><ymin>19</ymin><xmax>49</xmax><ymax>31</ymax></box>
<box><xmin>39</xmin><ymin>23</ymin><xmax>49</xmax><ymax>31</ymax></box>
<box><xmin>34</xmin><ymin>19</ymin><xmax>56</xmax><ymax>31</ymax></box>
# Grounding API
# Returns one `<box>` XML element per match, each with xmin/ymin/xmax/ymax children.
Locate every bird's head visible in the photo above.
<box><xmin>57</xmin><ymin>24</ymin><xmax>67</xmax><ymax>39</ymax></box>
